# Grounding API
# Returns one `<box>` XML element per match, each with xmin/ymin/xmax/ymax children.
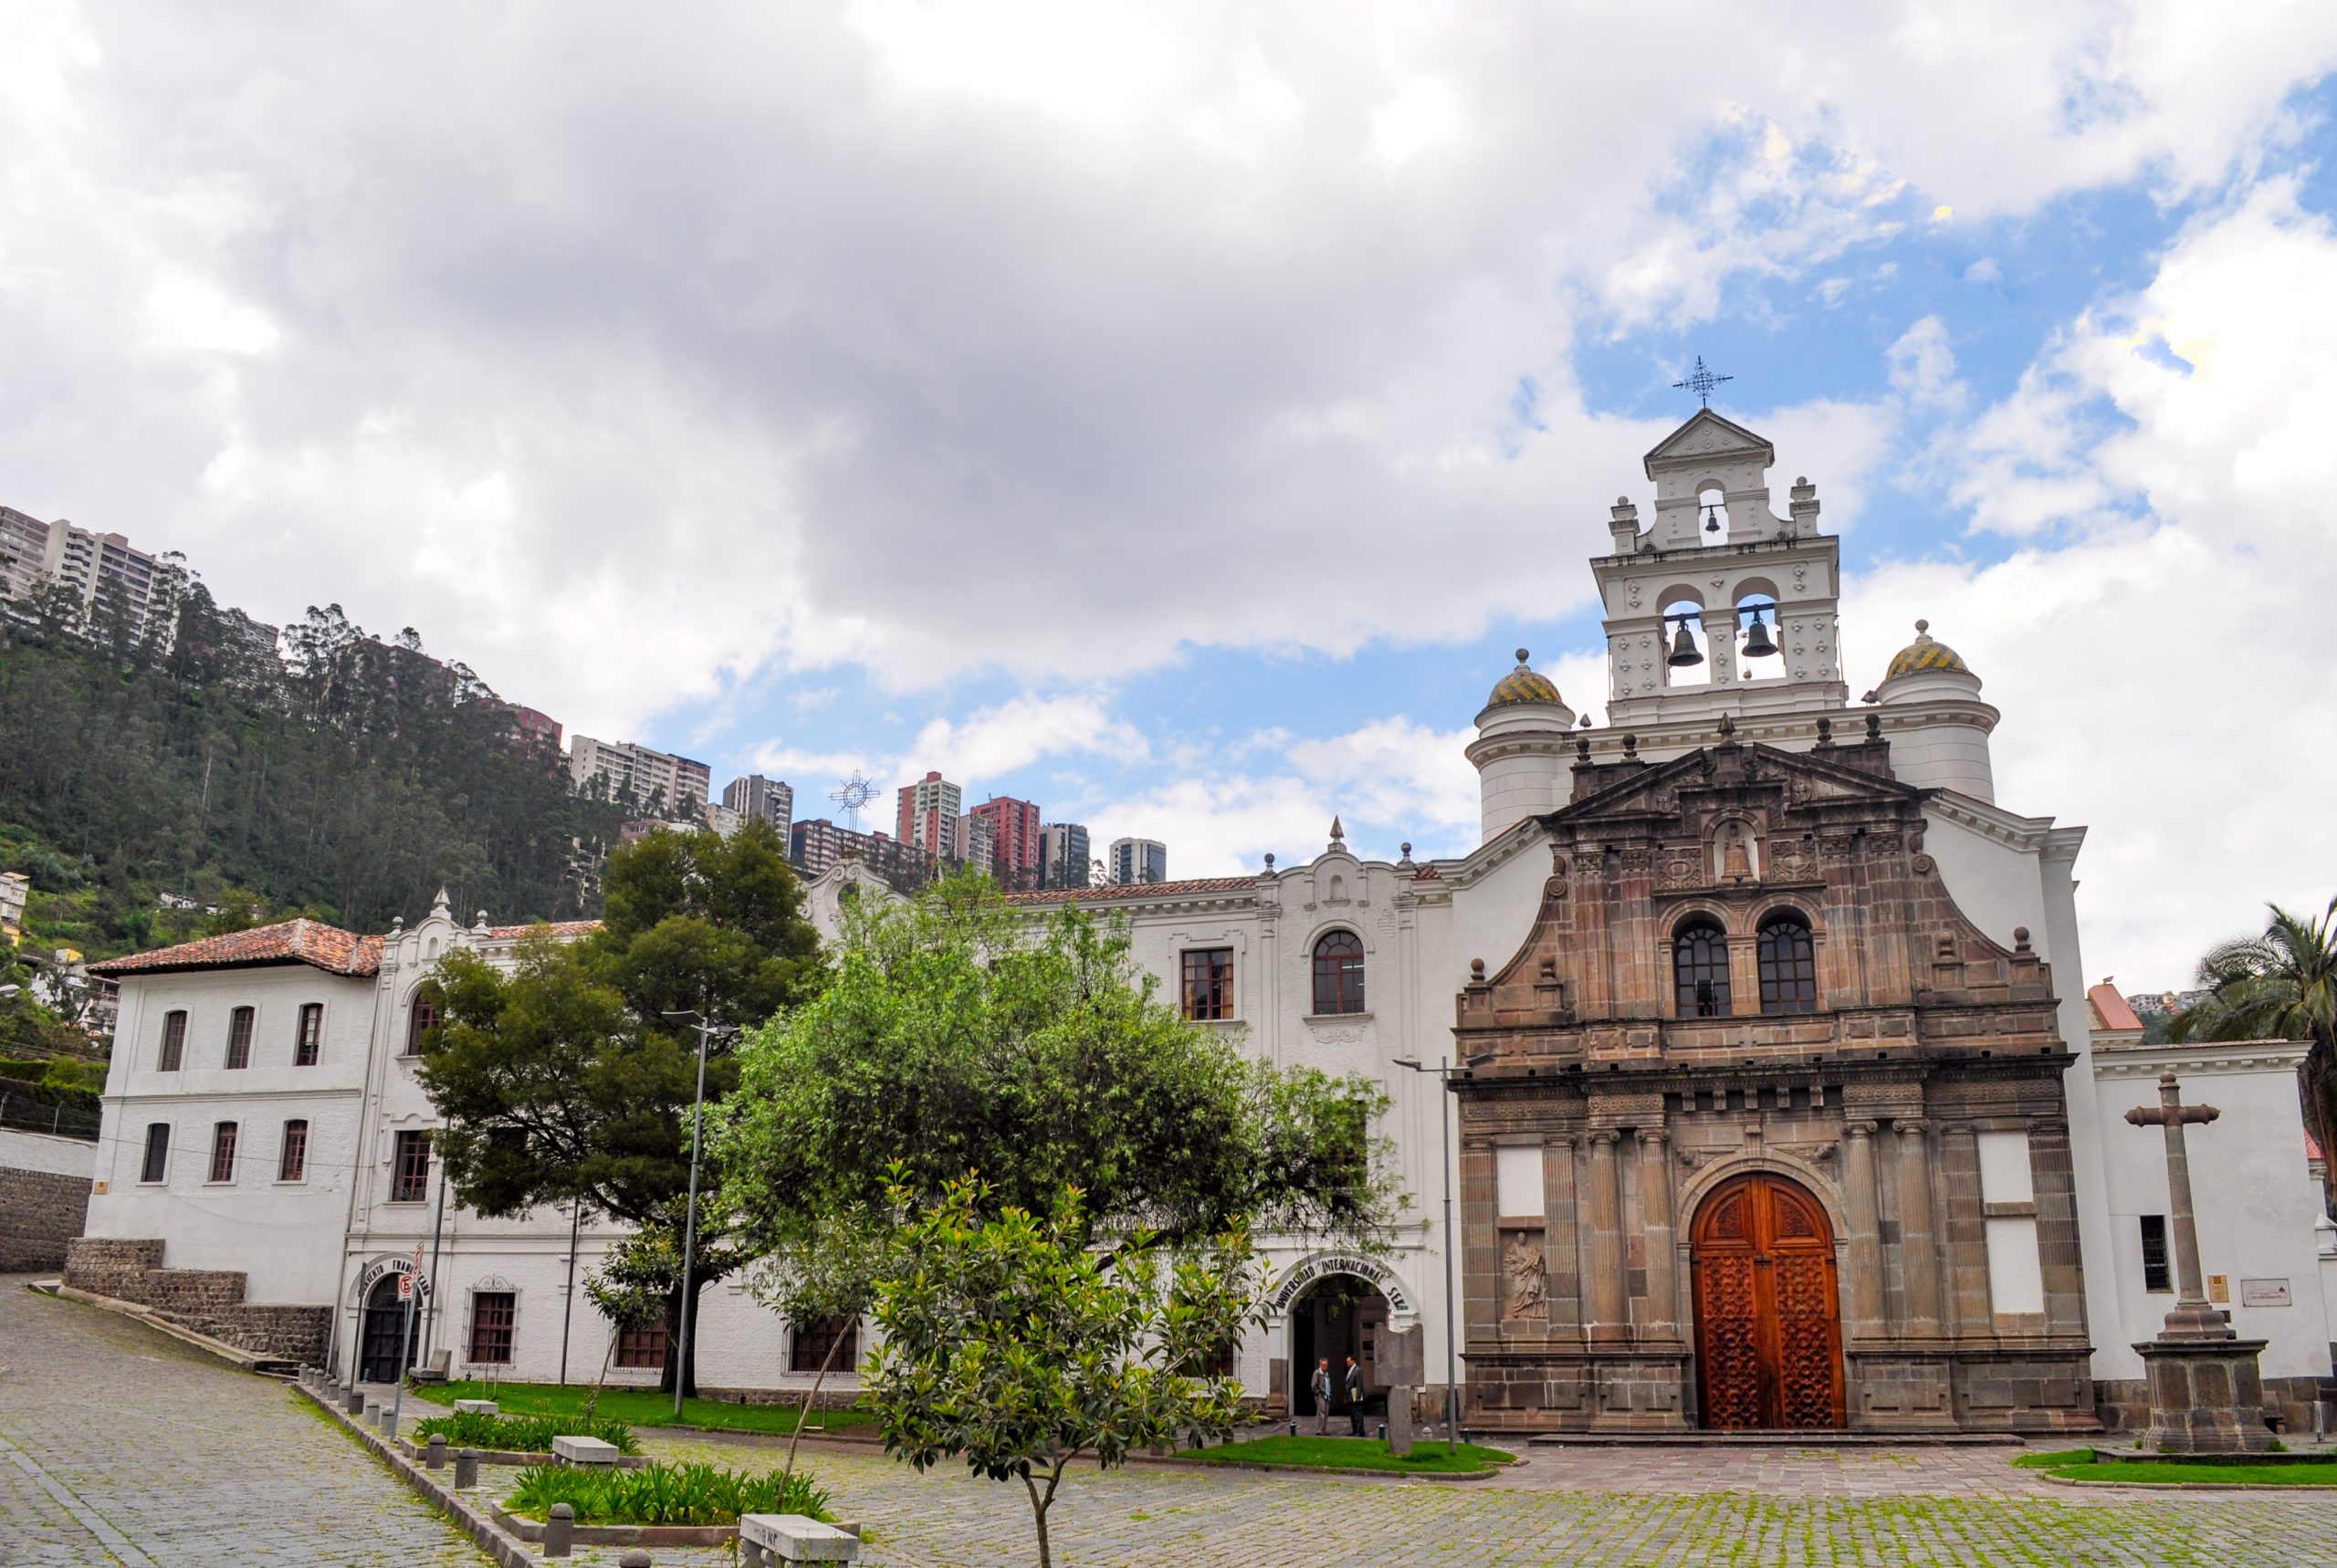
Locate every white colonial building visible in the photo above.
<box><xmin>74</xmin><ymin>405</ymin><xmax>2334</xmax><ymax>1432</ymax></box>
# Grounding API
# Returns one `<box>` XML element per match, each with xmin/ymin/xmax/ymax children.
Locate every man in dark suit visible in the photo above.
<box><xmin>1344</xmin><ymin>1355</ymin><xmax>1366</xmax><ymax>1437</ymax></box>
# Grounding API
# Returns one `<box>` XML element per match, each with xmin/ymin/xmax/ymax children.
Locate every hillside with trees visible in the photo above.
<box><xmin>0</xmin><ymin>579</ymin><xmax>629</xmax><ymax>961</ymax></box>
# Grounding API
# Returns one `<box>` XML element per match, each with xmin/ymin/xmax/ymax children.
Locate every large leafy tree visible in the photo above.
<box><xmin>715</xmin><ymin>870</ymin><xmax>1393</xmax><ymax>1262</ymax></box>
<box><xmin>422</xmin><ymin>818</ymin><xmax>823</xmax><ymax>1392</ymax></box>
<box><xmin>2170</xmin><ymin>895</ymin><xmax>2337</xmax><ymax>1203</ymax></box>
<box><xmin>867</xmin><ymin>1177</ymin><xmax>1256</xmax><ymax>1568</ymax></box>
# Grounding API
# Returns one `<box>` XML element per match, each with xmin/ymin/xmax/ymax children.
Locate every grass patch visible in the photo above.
<box><xmin>410</xmin><ymin>1409</ymin><xmax>639</xmax><ymax>1456</ymax></box>
<box><xmin>2016</xmin><ymin>1448</ymin><xmax>2337</xmax><ymax>1486</ymax></box>
<box><xmin>414</xmin><ymin>1380</ymin><xmax>875</xmax><ymax>1437</ymax></box>
<box><xmin>504</xmin><ymin>1460</ymin><xmax>831</xmax><ymax>1525</ymax></box>
<box><xmin>1176</xmin><ymin>1436</ymin><xmax>1515</xmax><ymax>1475</ymax></box>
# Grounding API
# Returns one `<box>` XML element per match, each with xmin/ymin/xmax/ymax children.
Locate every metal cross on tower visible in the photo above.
<box><xmin>829</xmin><ymin>770</ymin><xmax>880</xmax><ymax>832</ymax></box>
<box><xmin>1672</xmin><ymin>355</ymin><xmax>1734</xmax><ymax>408</ymax></box>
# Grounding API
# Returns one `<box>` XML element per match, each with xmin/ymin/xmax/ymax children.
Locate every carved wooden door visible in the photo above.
<box><xmin>1691</xmin><ymin>1174</ymin><xmax>1845</xmax><ymax>1429</ymax></box>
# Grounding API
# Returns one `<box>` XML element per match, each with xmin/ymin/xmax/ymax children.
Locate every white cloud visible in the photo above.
<box><xmin>1885</xmin><ymin>316</ymin><xmax>1967</xmax><ymax>413</ymax></box>
<box><xmin>908</xmin><ymin>694</ymin><xmax>1149</xmax><ymax>791</ymax></box>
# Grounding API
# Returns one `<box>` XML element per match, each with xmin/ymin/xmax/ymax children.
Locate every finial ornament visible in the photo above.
<box><xmin>1515</xmin><ymin>647</ymin><xmax>1532</xmax><ymax>665</ymax></box>
<box><xmin>1328</xmin><ymin>816</ymin><xmax>1345</xmax><ymax>844</ymax></box>
<box><xmin>1672</xmin><ymin>355</ymin><xmax>1734</xmax><ymax>408</ymax></box>
<box><xmin>1263</xmin><ymin>852</ymin><xmax>1275</xmax><ymax>872</ymax></box>
<box><xmin>1914</xmin><ymin>618</ymin><xmax>1930</xmax><ymax>634</ymax></box>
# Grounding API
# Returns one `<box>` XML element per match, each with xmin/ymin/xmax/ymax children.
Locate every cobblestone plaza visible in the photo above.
<box><xmin>7</xmin><ymin>1276</ymin><xmax>2337</xmax><ymax>1566</ymax></box>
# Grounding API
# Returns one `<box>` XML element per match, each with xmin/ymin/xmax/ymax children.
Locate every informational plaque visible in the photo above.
<box><xmin>2206</xmin><ymin>1273</ymin><xmax>2230</xmax><ymax>1303</ymax></box>
<box><xmin>2240</xmin><ymin>1278</ymin><xmax>2292</xmax><ymax>1307</ymax></box>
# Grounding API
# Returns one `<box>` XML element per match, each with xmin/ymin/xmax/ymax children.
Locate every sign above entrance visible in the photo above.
<box><xmin>1271</xmin><ymin>1253</ymin><xmax>1412</xmax><ymax>1315</ymax></box>
<box><xmin>358</xmin><ymin>1255</ymin><xmax>433</xmax><ymax>1300</ymax></box>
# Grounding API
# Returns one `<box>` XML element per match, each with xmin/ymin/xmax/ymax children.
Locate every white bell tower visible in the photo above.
<box><xmin>1596</xmin><ymin>409</ymin><xmax>1847</xmax><ymax>732</ymax></box>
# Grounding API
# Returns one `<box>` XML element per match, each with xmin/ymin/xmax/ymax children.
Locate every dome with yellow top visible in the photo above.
<box><xmin>1486</xmin><ymin>649</ymin><xmax>1563</xmax><ymax>707</ymax></box>
<box><xmin>1882</xmin><ymin>620</ymin><xmax>1970</xmax><ymax>681</ymax></box>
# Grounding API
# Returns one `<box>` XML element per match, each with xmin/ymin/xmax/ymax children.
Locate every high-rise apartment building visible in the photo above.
<box><xmin>969</xmin><ymin>797</ymin><xmax>1043</xmax><ymax>887</ymax></box>
<box><xmin>722</xmin><ymin>775</ymin><xmax>794</xmax><ymax>841</ymax></box>
<box><xmin>1038</xmin><ymin>822</ymin><xmax>1091</xmax><ymax>889</ymax></box>
<box><xmin>895</xmin><ymin>771</ymin><xmax>963</xmax><ymax>863</ymax></box>
<box><xmin>952</xmin><ymin>812</ymin><xmax>996</xmax><ymax>873</ymax></box>
<box><xmin>569</xmin><ymin>736</ymin><xmax>711</xmax><ymax>815</ymax></box>
<box><xmin>0</xmin><ymin>506</ymin><xmax>180</xmax><ymax>646</ymax></box>
<box><xmin>1107</xmin><ymin>837</ymin><xmax>1168</xmax><ymax>886</ymax></box>
<box><xmin>790</xmin><ymin>819</ymin><xmax>926</xmax><ymax>892</ymax></box>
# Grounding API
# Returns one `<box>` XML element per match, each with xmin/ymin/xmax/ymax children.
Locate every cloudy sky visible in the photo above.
<box><xmin>7</xmin><ymin>3</ymin><xmax>2337</xmax><ymax>988</ymax></box>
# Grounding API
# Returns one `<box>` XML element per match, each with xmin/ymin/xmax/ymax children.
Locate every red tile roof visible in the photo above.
<box><xmin>2087</xmin><ymin>983</ymin><xmax>2144</xmax><ymax>1035</ymax></box>
<box><xmin>1005</xmin><ymin>877</ymin><xmax>1261</xmax><ymax>906</ymax></box>
<box><xmin>89</xmin><ymin>918</ymin><xmax>384</xmax><ymax>977</ymax></box>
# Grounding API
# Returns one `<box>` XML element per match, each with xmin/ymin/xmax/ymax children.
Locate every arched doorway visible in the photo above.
<box><xmin>359</xmin><ymin>1272</ymin><xmax>423</xmax><ymax>1384</ymax></box>
<box><xmin>1288</xmin><ymin>1274</ymin><xmax>1389</xmax><ymax>1419</ymax></box>
<box><xmin>1691</xmin><ymin>1172</ymin><xmax>1845</xmax><ymax>1429</ymax></box>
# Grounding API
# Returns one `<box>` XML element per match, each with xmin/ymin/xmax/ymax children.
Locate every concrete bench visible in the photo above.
<box><xmin>452</xmin><ymin>1398</ymin><xmax>499</xmax><ymax>1416</ymax></box>
<box><xmin>739</xmin><ymin>1512</ymin><xmax>859</xmax><ymax>1563</ymax></box>
<box><xmin>550</xmin><ymin>1434</ymin><xmax>622</xmax><ymax>1467</ymax></box>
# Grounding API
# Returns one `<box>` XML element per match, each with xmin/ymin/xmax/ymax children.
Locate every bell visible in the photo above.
<box><xmin>1741</xmin><ymin>610</ymin><xmax>1777</xmax><ymax>659</ymax></box>
<box><xmin>1667</xmin><ymin>622</ymin><xmax>1704</xmax><ymax>667</ymax></box>
<box><xmin>1703</xmin><ymin>504</ymin><xmax>1722</xmax><ymax>534</ymax></box>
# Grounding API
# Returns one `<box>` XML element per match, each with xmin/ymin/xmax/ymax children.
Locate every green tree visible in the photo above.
<box><xmin>867</xmin><ymin>1177</ymin><xmax>1255</xmax><ymax>1568</ymax></box>
<box><xmin>750</xmin><ymin>1212</ymin><xmax>898</xmax><ymax>1485</ymax></box>
<box><xmin>715</xmin><ymin>870</ymin><xmax>1391</xmax><ymax>1261</ymax></box>
<box><xmin>420</xmin><ymin>820</ymin><xmax>823</xmax><ymax>1394</ymax></box>
<box><xmin>2170</xmin><ymin>895</ymin><xmax>2337</xmax><ymax>1203</ymax></box>
<box><xmin>580</xmin><ymin>1239</ymin><xmax>666</xmax><ymax>1421</ymax></box>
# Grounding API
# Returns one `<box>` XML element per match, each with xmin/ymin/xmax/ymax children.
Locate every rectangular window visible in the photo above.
<box><xmin>790</xmin><ymin>1317</ymin><xmax>860</xmax><ymax>1374</ymax></box>
<box><xmin>614</xmin><ymin>1322</ymin><xmax>667</xmax><ymax>1369</ymax></box>
<box><xmin>225</xmin><ymin>1006</ymin><xmax>255</xmax><ymax>1070</ymax></box>
<box><xmin>404</xmin><ymin>998</ymin><xmax>438</xmax><ymax>1057</ymax></box>
<box><xmin>2140</xmin><ymin>1214</ymin><xmax>2172</xmax><ymax>1293</ymax></box>
<box><xmin>158</xmin><ymin>1010</ymin><xmax>187</xmax><ymax>1071</ymax></box>
<box><xmin>390</xmin><ymin>1129</ymin><xmax>431</xmax><ymax>1203</ymax></box>
<box><xmin>294</xmin><ymin>1003</ymin><xmax>323</xmax><ymax>1067</ymax></box>
<box><xmin>1180</xmin><ymin>947</ymin><xmax>1234</xmax><ymax>1021</ymax></box>
<box><xmin>468</xmin><ymin>1291</ymin><xmax>517</xmax><ymax>1364</ymax></box>
<box><xmin>141</xmin><ymin>1123</ymin><xmax>170</xmax><ymax>1183</ymax></box>
<box><xmin>278</xmin><ymin>1119</ymin><xmax>309</xmax><ymax>1182</ymax></box>
<box><xmin>207</xmin><ymin>1121</ymin><xmax>238</xmax><ymax>1184</ymax></box>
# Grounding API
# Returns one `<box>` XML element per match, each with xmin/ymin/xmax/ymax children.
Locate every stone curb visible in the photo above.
<box><xmin>398</xmin><ymin>1437</ymin><xmax>651</xmax><ymax>1470</ymax></box>
<box><xmin>1161</xmin><ymin>1456</ymin><xmax>1503</xmax><ymax>1483</ymax></box>
<box><xmin>295</xmin><ymin>1383</ymin><xmax>537</xmax><ymax>1568</ymax></box>
<box><xmin>46</xmin><ymin>1281</ymin><xmax>291</xmax><ymax>1377</ymax></box>
<box><xmin>490</xmin><ymin>1504</ymin><xmax>737</xmax><ymax>1547</ymax></box>
<box><xmin>2038</xmin><ymin>1469</ymin><xmax>2337</xmax><ymax>1492</ymax></box>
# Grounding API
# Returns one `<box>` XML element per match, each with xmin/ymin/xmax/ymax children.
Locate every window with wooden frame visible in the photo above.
<box><xmin>294</xmin><ymin>1003</ymin><xmax>324</xmax><ymax>1067</ymax></box>
<box><xmin>391</xmin><ymin>1129</ymin><xmax>431</xmax><ymax>1203</ymax></box>
<box><xmin>614</xmin><ymin>1322</ymin><xmax>667</xmax><ymax>1368</ymax></box>
<box><xmin>468</xmin><ymin>1291</ymin><xmax>517</xmax><ymax>1364</ymax></box>
<box><xmin>1672</xmin><ymin>919</ymin><xmax>1732</xmax><ymax>1018</ymax></box>
<box><xmin>1311</xmin><ymin>930</ymin><xmax>1366</xmax><ymax>1016</ymax></box>
<box><xmin>157</xmin><ymin>1010</ymin><xmax>187</xmax><ymax>1071</ymax></box>
<box><xmin>1755</xmin><ymin>915</ymin><xmax>1818</xmax><ymax>1015</ymax></box>
<box><xmin>403</xmin><ymin>995</ymin><xmax>439</xmax><ymax>1056</ymax></box>
<box><xmin>225</xmin><ymin>1006</ymin><xmax>256</xmax><ymax>1069</ymax></box>
<box><xmin>141</xmin><ymin>1122</ymin><xmax>170</xmax><ymax>1183</ymax></box>
<box><xmin>278</xmin><ymin>1119</ymin><xmax>309</xmax><ymax>1182</ymax></box>
<box><xmin>207</xmin><ymin>1121</ymin><xmax>238</xmax><ymax>1184</ymax></box>
<box><xmin>1180</xmin><ymin>947</ymin><xmax>1234</xmax><ymax>1021</ymax></box>
<box><xmin>790</xmin><ymin>1317</ymin><xmax>860</xmax><ymax>1374</ymax></box>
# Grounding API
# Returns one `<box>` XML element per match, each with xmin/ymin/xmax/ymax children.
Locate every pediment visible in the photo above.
<box><xmin>1547</xmin><ymin>743</ymin><xmax>1917</xmax><ymax>829</ymax></box>
<box><xmin>1642</xmin><ymin>409</ymin><xmax>1775</xmax><ymax>476</ymax></box>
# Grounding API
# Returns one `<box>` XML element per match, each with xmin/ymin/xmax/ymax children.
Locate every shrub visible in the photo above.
<box><xmin>410</xmin><ymin>1409</ymin><xmax>639</xmax><ymax>1456</ymax></box>
<box><xmin>504</xmin><ymin>1460</ymin><xmax>831</xmax><ymax>1526</ymax></box>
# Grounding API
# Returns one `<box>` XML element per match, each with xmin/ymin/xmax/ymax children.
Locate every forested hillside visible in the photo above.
<box><xmin>0</xmin><ymin>583</ymin><xmax>627</xmax><ymax>958</ymax></box>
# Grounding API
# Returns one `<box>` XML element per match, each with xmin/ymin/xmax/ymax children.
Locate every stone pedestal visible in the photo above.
<box><xmin>1387</xmin><ymin>1385</ymin><xmax>1414</xmax><ymax>1457</ymax></box>
<box><xmin>2134</xmin><ymin>1337</ymin><xmax>2276</xmax><ymax>1453</ymax></box>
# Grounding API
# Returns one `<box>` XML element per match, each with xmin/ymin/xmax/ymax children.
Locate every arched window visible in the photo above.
<box><xmin>404</xmin><ymin>993</ymin><xmax>439</xmax><ymax>1056</ymax></box>
<box><xmin>1312</xmin><ymin>931</ymin><xmax>1366</xmax><ymax>1016</ymax></box>
<box><xmin>1757</xmin><ymin>915</ymin><xmax>1818</xmax><ymax>1015</ymax></box>
<box><xmin>1672</xmin><ymin>920</ymin><xmax>1732</xmax><ymax>1018</ymax></box>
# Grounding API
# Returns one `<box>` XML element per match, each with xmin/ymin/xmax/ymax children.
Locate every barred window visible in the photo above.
<box><xmin>157</xmin><ymin>1010</ymin><xmax>187</xmax><ymax>1072</ymax></box>
<box><xmin>294</xmin><ymin>1003</ymin><xmax>323</xmax><ymax>1067</ymax></box>
<box><xmin>791</xmin><ymin>1317</ymin><xmax>860</xmax><ymax>1374</ymax></box>
<box><xmin>1756</xmin><ymin>915</ymin><xmax>1818</xmax><ymax>1015</ymax></box>
<box><xmin>1672</xmin><ymin>921</ymin><xmax>1732</xmax><ymax>1018</ymax></box>
<box><xmin>614</xmin><ymin>1322</ymin><xmax>667</xmax><ymax>1369</ymax></box>
<box><xmin>391</xmin><ymin>1129</ymin><xmax>431</xmax><ymax>1203</ymax></box>
<box><xmin>225</xmin><ymin>1006</ymin><xmax>255</xmax><ymax>1070</ymax></box>
<box><xmin>1311</xmin><ymin>931</ymin><xmax>1366</xmax><ymax>1016</ymax></box>
<box><xmin>278</xmin><ymin>1119</ymin><xmax>309</xmax><ymax>1182</ymax></box>
<box><xmin>1180</xmin><ymin>948</ymin><xmax>1233</xmax><ymax>1021</ymax></box>
<box><xmin>469</xmin><ymin>1291</ymin><xmax>517</xmax><ymax>1364</ymax></box>
<box><xmin>207</xmin><ymin>1121</ymin><xmax>238</xmax><ymax>1184</ymax></box>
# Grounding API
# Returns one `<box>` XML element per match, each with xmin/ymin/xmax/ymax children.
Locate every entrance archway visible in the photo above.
<box><xmin>359</xmin><ymin>1271</ymin><xmax>423</xmax><ymax>1384</ymax></box>
<box><xmin>1691</xmin><ymin>1172</ymin><xmax>1845</xmax><ymax>1429</ymax></box>
<box><xmin>1287</xmin><ymin>1274</ymin><xmax>1389</xmax><ymax>1419</ymax></box>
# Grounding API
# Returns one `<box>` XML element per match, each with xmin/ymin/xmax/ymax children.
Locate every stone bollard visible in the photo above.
<box><xmin>362</xmin><ymin>1400</ymin><xmax>381</xmax><ymax>1430</ymax></box>
<box><xmin>618</xmin><ymin>1552</ymin><xmax>652</xmax><ymax>1568</ymax></box>
<box><xmin>543</xmin><ymin>1501</ymin><xmax>574</xmax><ymax>1558</ymax></box>
<box><xmin>345</xmin><ymin>1387</ymin><xmax>365</xmax><ymax>1416</ymax></box>
<box><xmin>378</xmin><ymin>1409</ymin><xmax>398</xmax><ymax>1442</ymax></box>
<box><xmin>453</xmin><ymin>1447</ymin><xmax>479</xmax><ymax>1490</ymax></box>
<box><xmin>425</xmin><ymin>1434</ymin><xmax>446</xmax><ymax>1470</ymax></box>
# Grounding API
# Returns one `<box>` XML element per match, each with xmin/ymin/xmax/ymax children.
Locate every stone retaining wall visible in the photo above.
<box><xmin>64</xmin><ymin>1237</ymin><xmax>331</xmax><ymax>1365</ymax></box>
<box><xmin>2095</xmin><ymin>1374</ymin><xmax>2333</xmax><ymax>1438</ymax></box>
<box><xmin>0</xmin><ymin>1164</ymin><xmax>92</xmax><ymax>1270</ymax></box>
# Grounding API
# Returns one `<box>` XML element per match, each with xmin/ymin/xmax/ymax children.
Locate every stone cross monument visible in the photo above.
<box><xmin>2122</xmin><ymin>1071</ymin><xmax>2274</xmax><ymax>1452</ymax></box>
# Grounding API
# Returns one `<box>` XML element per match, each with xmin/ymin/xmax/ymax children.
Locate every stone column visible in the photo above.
<box><xmin>1544</xmin><ymin>1135</ymin><xmax>1583</xmax><ymax>1340</ymax></box>
<box><xmin>1637</xmin><ymin>1128</ymin><xmax>1677</xmax><ymax>1339</ymax></box>
<box><xmin>1896</xmin><ymin>1117</ymin><xmax>1944</xmax><ymax>1337</ymax></box>
<box><xmin>1586</xmin><ymin>1132</ymin><xmax>1629</xmax><ymax>1343</ymax></box>
<box><xmin>1839</xmin><ymin>1120</ymin><xmax>1886</xmax><ymax>1339</ymax></box>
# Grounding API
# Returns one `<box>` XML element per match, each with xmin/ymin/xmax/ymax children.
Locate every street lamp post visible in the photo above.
<box><xmin>662</xmin><ymin>1009</ymin><xmax>730</xmax><ymax>1419</ymax></box>
<box><xmin>1392</xmin><ymin>1052</ymin><xmax>1491</xmax><ymax>1455</ymax></box>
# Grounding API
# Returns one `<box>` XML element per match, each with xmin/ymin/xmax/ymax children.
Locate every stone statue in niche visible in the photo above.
<box><xmin>1715</xmin><ymin>821</ymin><xmax>1760</xmax><ymax>883</ymax></box>
<box><xmin>1502</xmin><ymin>1234</ymin><xmax>1547</xmax><ymax>1319</ymax></box>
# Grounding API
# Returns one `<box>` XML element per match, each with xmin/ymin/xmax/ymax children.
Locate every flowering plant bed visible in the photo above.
<box><xmin>410</xmin><ymin>1408</ymin><xmax>640</xmax><ymax>1456</ymax></box>
<box><xmin>501</xmin><ymin>1459</ymin><xmax>833</xmax><ymax>1527</ymax></box>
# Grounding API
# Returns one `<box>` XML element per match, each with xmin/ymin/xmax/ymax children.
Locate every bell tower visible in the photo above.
<box><xmin>1596</xmin><ymin>409</ymin><xmax>1847</xmax><ymax>733</ymax></box>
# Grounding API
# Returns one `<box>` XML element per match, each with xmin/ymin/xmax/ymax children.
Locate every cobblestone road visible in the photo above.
<box><xmin>12</xmin><ymin>1273</ymin><xmax>2337</xmax><ymax>1566</ymax></box>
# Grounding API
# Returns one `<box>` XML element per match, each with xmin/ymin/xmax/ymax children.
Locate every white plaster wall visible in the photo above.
<box><xmin>0</xmin><ymin>1124</ymin><xmax>96</xmax><ymax>1179</ymax></box>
